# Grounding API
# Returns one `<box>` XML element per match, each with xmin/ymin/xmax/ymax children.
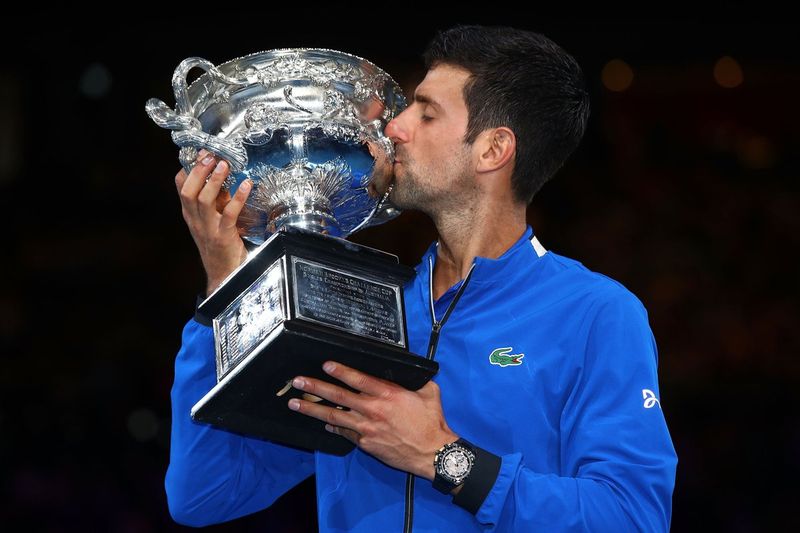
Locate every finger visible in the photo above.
<box><xmin>221</xmin><ymin>180</ymin><xmax>252</xmax><ymax>230</ymax></box>
<box><xmin>322</xmin><ymin>361</ymin><xmax>395</xmax><ymax>398</ymax></box>
<box><xmin>197</xmin><ymin>160</ymin><xmax>229</xmax><ymax>212</ymax></box>
<box><xmin>287</xmin><ymin>397</ymin><xmax>361</xmax><ymax>431</ymax></box>
<box><xmin>179</xmin><ymin>151</ymin><xmax>217</xmax><ymax>205</ymax></box>
<box><xmin>175</xmin><ymin>168</ymin><xmax>188</xmax><ymax>192</ymax></box>
<box><xmin>291</xmin><ymin>376</ymin><xmax>365</xmax><ymax>412</ymax></box>
<box><xmin>325</xmin><ymin>424</ymin><xmax>361</xmax><ymax>444</ymax></box>
<box><xmin>174</xmin><ymin>149</ymin><xmax>207</xmax><ymax>193</ymax></box>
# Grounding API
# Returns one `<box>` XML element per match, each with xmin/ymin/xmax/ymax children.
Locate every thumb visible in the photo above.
<box><xmin>420</xmin><ymin>379</ymin><xmax>441</xmax><ymax>399</ymax></box>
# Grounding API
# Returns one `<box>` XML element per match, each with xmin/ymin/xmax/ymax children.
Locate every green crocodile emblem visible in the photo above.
<box><xmin>489</xmin><ymin>347</ymin><xmax>524</xmax><ymax>367</ymax></box>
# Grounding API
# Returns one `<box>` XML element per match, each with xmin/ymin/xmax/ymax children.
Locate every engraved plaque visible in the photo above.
<box><xmin>214</xmin><ymin>259</ymin><xmax>286</xmax><ymax>379</ymax></box>
<box><xmin>291</xmin><ymin>257</ymin><xmax>405</xmax><ymax>347</ymax></box>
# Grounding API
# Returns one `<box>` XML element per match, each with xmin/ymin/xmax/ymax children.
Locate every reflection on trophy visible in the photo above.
<box><xmin>147</xmin><ymin>49</ymin><xmax>437</xmax><ymax>455</ymax></box>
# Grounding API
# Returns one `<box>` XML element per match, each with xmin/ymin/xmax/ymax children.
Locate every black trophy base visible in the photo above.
<box><xmin>192</xmin><ymin>227</ymin><xmax>438</xmax><ymax>455</ymax></box>
<box><xmin>192</xmin><ymin>319</ymin><xmax>437</xmax><ymax>455</ymax></box>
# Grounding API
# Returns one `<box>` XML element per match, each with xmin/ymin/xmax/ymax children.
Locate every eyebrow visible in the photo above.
<box><xmin>413</xmin><ymin>92</ymin><xmax>443</xmax><ymax>112</ymax></box>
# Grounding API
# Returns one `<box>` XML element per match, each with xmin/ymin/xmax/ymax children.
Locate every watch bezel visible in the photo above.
<box><xmin>434</xmin><ymin>440</ymin><xmax>476</xmax><ymax>486</ymax></box>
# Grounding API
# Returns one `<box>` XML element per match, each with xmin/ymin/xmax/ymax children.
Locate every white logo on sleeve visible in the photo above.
<box><xmin>642</xmin><ymin>389</ymin><xmax>661</xmax><ymax>409</ymax></box>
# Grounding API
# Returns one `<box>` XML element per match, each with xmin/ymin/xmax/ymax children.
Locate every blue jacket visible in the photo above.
<box><xmin>166</xmin><ymin>227</ymin><xmax>677</xmax><ymax>531</ymax></box>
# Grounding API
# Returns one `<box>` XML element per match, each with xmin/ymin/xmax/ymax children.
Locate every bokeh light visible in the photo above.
<box><xmin>714</xmin><ymin>56</ymin><xmax>743</xmax><ymax>88</ymax></box>
<box><xmin>602</xmin><ymin>59</ymin><xmax>634</xmax><ymax>92</ymax></box>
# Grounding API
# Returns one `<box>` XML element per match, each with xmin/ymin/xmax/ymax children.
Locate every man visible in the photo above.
<box><xmin>167</xmin><ymin>25</ymin><xmax>677</xmax><ymax>531</ymax></box>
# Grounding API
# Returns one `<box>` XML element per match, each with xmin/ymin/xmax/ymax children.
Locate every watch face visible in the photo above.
<box><xmin>442</xmin><ymin>447</ymin><xmax>473</xmax><ymax>479</ymax></box>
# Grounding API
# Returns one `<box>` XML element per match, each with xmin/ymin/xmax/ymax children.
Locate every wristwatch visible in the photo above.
<box><xmin>433</xmin><ymin>438</ymin><xmax>476</xmax><ymax>494</ymax></box>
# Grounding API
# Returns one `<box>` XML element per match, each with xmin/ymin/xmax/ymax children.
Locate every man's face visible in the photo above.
<box><xmin>384</xmin><ymin>64</ymin><xmax>475</xmax><ymax>213</ymax></box>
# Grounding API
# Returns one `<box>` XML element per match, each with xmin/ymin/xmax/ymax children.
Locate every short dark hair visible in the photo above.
<box><xmin>423</xmin><ymin>25</ymin><xmax>590</xmax><ymax>203</ymax></box>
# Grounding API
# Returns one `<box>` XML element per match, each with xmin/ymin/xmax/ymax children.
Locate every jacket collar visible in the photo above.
<box><xmin>416</xmin><ymin>226</ymin><xmax>546</xmax><ymax>286</ymax></box>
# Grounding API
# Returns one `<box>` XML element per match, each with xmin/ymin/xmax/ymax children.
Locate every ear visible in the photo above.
<box><xmin>475</xmin><ymin>127</ymin><xmax>516</xmax><ymax>174</ymax></box>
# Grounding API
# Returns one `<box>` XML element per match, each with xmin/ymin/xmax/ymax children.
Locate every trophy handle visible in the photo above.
<box><xmin>145</xmin><ymin>57</ymin><xmax>250</xmax><ymax>174</ymax></box>
<box><xmin>145</xmin><ymin>98</ymin><xmax>200</xmax><ymax>131</ymax></box>
<box><xmin>170</xmin><ymin>129</ymin><xmax>249</xmax><ymax>174</ymax></box>
<box><xmin>171</xmin><ymin>57</ymin><xmax>246</xmax><ymax>114</ymax></box>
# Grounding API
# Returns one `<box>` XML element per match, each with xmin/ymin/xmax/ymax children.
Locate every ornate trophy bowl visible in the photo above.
<box><xmin>146</xmin><ymin>48</ymin><xmax>405</xmax><ymax>243</ymax></box>
<box><xmin>148</xmin><ymin>49</ymin><xmax>437</xmax><ymax>455</ymax></box>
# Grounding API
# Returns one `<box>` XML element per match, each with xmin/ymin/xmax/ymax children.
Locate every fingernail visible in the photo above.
<box><xmin>288</xmin><ymin>399</ymin><xmax>300</xmax><ymax>411</ymax></box>
<box><xmin>292</xmin><ymin>377</ymin><xmax>305</xmax><ymax>389</ymax></box>
<box><xmin>202</xmin><ymin>154</ymin><xmax>214</xmax><ymax>165</ymax></box>
<box><xmin>197</xmin><ymin>149</ymin><xmax>208</xmax><ymax>158</ymax></box>
<box><xmin>323</xmin><ymin>362</ymin><xmax>336</xmax><ymax>373</ymax></box>
<box><xmin>325</xmin><ymin>424</ymin><xmax>335</xmax><ymax>433</ymax></box>
<box><xmin>214</xmin><ymin>160</ymin><xmax>227</xmax><ymax>172</ymax></box>
<box><xmin>239</xmin><ymin>180</ymin><xmax>251</xmax><ymax>192</ymax></box>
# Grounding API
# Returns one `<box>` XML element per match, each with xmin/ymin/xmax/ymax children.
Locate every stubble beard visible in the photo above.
<box><xmin>389</xmin><ymin>163</ymin><xmax>431</xmax><ymax>212</ymax></box>
<box><xmin>389</xmin><ymin>151</ymin><xmax>473</xmax><ymax>218</ymax></box>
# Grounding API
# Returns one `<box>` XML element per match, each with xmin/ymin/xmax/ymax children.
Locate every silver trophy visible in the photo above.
<box><xmin>147</xmin><ymin>49</ymin><xmax>436</xmax><ymax>454</ymax></box>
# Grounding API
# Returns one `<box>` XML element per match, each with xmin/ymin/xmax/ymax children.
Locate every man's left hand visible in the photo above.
<box><xmin>287</xmin><ymin>361</ymin><xmax>458</xmax><ymax>481</ymax></box>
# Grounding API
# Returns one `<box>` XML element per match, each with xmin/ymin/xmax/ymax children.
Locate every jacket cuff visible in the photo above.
<box><xmin>452</xmin><ymin>444</ymin><xmax>502</xmax><ymax>515</ymax></box>
<box><xmin>194</xmin><ymin>294</ymin><xmax>213</xmax><ymax>327</ymax></box>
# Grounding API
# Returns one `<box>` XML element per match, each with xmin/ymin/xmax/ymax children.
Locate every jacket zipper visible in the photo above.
<box><xmin>427</xmin><ymin>321</ymin><xmax>442</xmax><ymax>358</ymax></box>
<box><xmin>403</xmin><ymin>256</ymin><xmax>475</xmax><ymax>533</ymax></box>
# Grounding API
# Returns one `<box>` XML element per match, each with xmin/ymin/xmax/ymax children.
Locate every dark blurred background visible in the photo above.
<box><xmin>1</xmin><ymin>10</ymin><xmax>798</xmax><ymax>532</ymax></box>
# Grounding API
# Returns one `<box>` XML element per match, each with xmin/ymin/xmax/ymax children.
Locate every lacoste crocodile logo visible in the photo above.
<box><xmin>489</xmin><ymin>347</ymin><xmax>525</xmax><ymax>367</ymax></box>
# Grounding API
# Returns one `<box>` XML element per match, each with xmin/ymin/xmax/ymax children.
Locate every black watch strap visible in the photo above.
<box><xmin>452</xmin><ymin>443</ymin><xmax>502</xmax><ymax>515</ymax></box>
<box><xmin>432</xmin><ymin>473</ymin><xmax>455</xmax><ymax>494</ymax></box>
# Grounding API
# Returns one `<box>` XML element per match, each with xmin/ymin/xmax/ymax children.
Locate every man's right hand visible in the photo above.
<box><xmin>175</xmin><ymin>150</ymin><xmax>253</xmax><ymax>296</ymax></box>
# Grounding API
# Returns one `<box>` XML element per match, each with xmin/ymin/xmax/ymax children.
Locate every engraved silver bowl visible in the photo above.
<box><xmin>146</xmin><ymin>48</ymin><xmax>406</xmax><ymax>244</ymax></box>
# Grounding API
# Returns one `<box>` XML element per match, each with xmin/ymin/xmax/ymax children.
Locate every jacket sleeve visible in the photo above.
<box><xmin>462</xmin><ymin>290</ymin><xmax>677</xmax><ymax>531</ymax></box>
<box><xmin>165</xmin><ymin>319</ymin><xmax>315</xmax><ymax>527</ymax></box>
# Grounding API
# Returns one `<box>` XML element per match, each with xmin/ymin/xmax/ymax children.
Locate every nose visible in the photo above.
<box><xmin>385</xmin><ymin>108</ymin><xmax>409</xmax><ymax>144</ymax></box>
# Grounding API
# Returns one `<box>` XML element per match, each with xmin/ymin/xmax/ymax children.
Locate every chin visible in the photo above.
<box><xmin>388</xmin><ymin>187</ymin><xmax>411</xmax><ymax>210</ymax></box>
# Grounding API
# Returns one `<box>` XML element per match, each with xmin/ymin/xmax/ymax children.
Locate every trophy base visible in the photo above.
<box><xmin>191</xmin><ymin>227</ymin><xmax>438</xmax><ymax>455</ymax></box>
<box><xmin>191</xmin><ymin>319</ymin><xmax>436</xmax><ymax>455</ymax></box>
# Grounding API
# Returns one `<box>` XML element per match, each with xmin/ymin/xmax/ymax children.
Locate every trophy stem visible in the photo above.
<box><xmin>270</xmin><ymin>205</ymin><xmax>342</xmax><ymax>237</ymax></box>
